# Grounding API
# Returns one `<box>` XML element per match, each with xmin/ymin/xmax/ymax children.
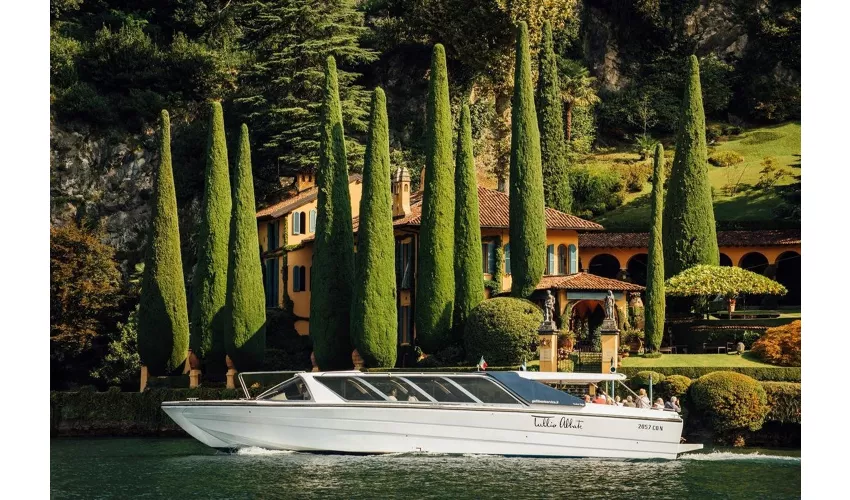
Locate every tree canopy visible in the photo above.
<box><xmin>665</xmin><ymin>265</ymin><xmax>787</xmax><ymax>298</ymax></box>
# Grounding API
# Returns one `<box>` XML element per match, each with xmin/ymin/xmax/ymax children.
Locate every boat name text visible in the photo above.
<box><xmin>532</xmin><ymin>415</ymin><xmax>584</xmax><ymax>430</ymax></box>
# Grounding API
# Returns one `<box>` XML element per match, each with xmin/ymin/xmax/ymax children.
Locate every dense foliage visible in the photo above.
<box><xmin>689</xmin><ymin>371</ymin><xmax>769</xmax><ymax>434</ymax></box>
<box><xmin>415</xmin><ymin>44</ymin><xmax>456</xmax><ymax>353</ymax></box>
<box><xmin>190</xmin><ymin>102</ymin><xmax>232</xmax><ymax>371</ymax></box>
<box><xmin>629</xmin><ymin>370</ymin><xmax>666</xmax><ymax>389</ymax></box>
<box><xmin>137</xmin><ymin>111</ymin><xmax>190</xmax><ymax>376</ymax></box>
<box><xmin>350</xmin><ymin>88</ymin><xmax>398</xmax><ymax>368</ymax></box>
<box><xmin>463</xmin><ymin>298</ymin><xmax>542</xmax><ymax>366</ymax></box>
<box><xmin>659</xmin><ymin>375</ymin><xmax>692</xmax><ymax>400</ymax></box>
<box><xmin>751</xmin><ymin>321</ymin><xmax>801</xmax><ymax>367</ymax></box>
<box><xmin>310</xmin><ymin>56</ymin><xmax>356</xmax><ymax>370</ymax></box>
<box><xmin>662</xmin><ymin>56</ymin><xmax>719</xmax><ymax>279</ymax></box>
<box><xmin>224</xmin><ymin>125</ymin><xmax>267</xmax><ymax>371</ymax></box>
<box><xmin>644</xmin><ymin>143</ymin><xmax>665</xmax><ymax>351</ymax></box>
<box><xmin>665</xmin><ymin>265</ymin><xmax>788</xmax><ymax>298</ymax></box>
<box><xmin>536</xmin><ymin>21</ymin><xmax>571</xmax><ymax>213</ymax></box>
<box><xmin>761</xmin><ymin>382</ymin><xmax>801</xmax><ymax>424</ymax></box>
<box><xmin>618</xmin><ymin>366</ymin><xmax>800</xmax><ymax>382</ymax></box>
<box><xmin>508</xmin><ymin>22</ymin><xmax>545</xmax><ymax>298</ymax></box>
<box><xmin>50</xmin><ymin>222</ymin><xmax>124</xmax><ymax>386</ymax></box>
<box><xmin>453</xmin><ymin>104</ymin><xmax>484</xmax><ymax>336</ymax></box>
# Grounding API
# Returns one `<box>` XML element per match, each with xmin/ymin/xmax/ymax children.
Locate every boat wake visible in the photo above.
<box><xmin>679</xmin><ymin>451</ymin><xmax>800</xmax><ymax>462</ymax></box>
<box><xmin>235</xmin><ymin>447</ymin><xmax>296</xmax><ymax>456</ymax></box>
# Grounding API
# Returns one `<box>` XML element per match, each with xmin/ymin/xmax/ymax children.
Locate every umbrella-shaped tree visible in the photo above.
<box><xmin>665</xmin><ymin>265</ymin><xmax>787</xmax><ymax>318</ymax></box>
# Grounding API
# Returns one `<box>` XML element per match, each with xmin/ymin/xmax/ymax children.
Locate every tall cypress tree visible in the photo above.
<box><xmin>350</xmin><ymin>88</ymin><xmax>397</xmax><ymax>368</ymax></box>
<box><xmin>311</xmin><ymin>56</ymin><xmax>356</xmax><ymax>370</ymax></box>
<box><xmin>453</xmin><ymin>103</ymin><xmax>484</xmax><ymax>337</ymax></box>
<box><xmin>138</xmin><ymin>110</ymin><xmax>190</xmax><ymax>375</ymax></box>
<box><xmin>536</xmin><ymin>20</ymin><xmax>571</xmax><ymax>213</ymax></box>
<box><xmin>662</xmin><ymin>55</ymin><xmax>719</xmax><ymax>278</ymax></box>
<box><xmin>190</xmin><ymin>101</ymin><xmax>232</xmax><ymax>372</ymax></box>
<box><xmin>225</xmin><ymin>124</ymin><xmax>266</xmax><ymax>371</ymax></box>
<box><xmin>415</xmin><ymin>44</ymin><xmax>455</xmax><ymax>353</ymax></box>
<box><xmin>509</xmin><ymin>22</ymin><xmax>546</xmax><ymax>298</ymax></box>
<box><xmin>645</xmin><ymin>143</ymin><xmax>665</xmax><ymax>352</ymax></box>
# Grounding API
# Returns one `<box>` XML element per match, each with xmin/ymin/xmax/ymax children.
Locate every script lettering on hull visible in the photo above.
<box><xmin>532</xmin><ymin>415</ymin><xmax>584</xmax><ymax>430</ymax></box>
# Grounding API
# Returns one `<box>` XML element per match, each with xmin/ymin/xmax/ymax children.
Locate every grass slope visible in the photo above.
<box><xmin>620</xmin><ymin>352</ymin><xmax>775</xmax><ymax>368</ymax></box>
<box><xmin>592</xmin><ymin>122</ymin><xmax>800</xmax><ymax>230</ymax></box>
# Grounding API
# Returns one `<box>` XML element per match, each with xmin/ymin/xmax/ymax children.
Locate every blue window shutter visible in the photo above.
<box><xmin>488</xmin><ymin>242</ymin><xmax>496</xmax><ymax>274</ymax></box>
<box><xmin>547</xmin><ymin>245</ymin><xmax>555</xmax><ymax>275</ymax></box>
<box><xmin>504</xmin><ymin>244</ymin><xmax>511</xmax><ymax>274</ymax></box>
<box><xmin>569</xmin><ymin>244</ymin><xmax>577</xmax><ymax>274</ymax></box>
<box><xmin>293</xmin><ymin>212</ymin><xmax>301</xmax><ymax>235</ymax></box>
<box><xmin>309</xmin><ymin>210</ymin><xmax>317</xmax><ymax>233</ymax></box>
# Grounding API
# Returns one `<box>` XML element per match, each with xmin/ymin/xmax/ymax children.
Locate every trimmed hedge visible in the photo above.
<box><xmin>629</xmin><ymin>370</ymin><xmax>666</xmax><ymax>388</ymax></box>
<box><xmin>464</xmin><ymin>298</ymin><xmax>541</xmax><ymax>366</ymax></box>
<box><xmin>659</xmin><ymin>375</ymin><xmax>692</xmax><ymax>399</ymax></box>
<box><xmin>762</xmin><ymin>382</ymin><xmax>801</xmax><ymax>424</ymax></box>
<box><xmin>689</xmin><ymin>371</ymin><xmax>768</xmax><ymax>433</ymax></box>
<box><xmin>618</xmin><ymin>366</ymin><xmax>800</xmax><ymax>382</ymax></box>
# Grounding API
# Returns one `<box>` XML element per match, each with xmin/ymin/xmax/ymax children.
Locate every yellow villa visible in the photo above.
<box><xmin>256</xmin><ymin>168</ymin><xmax>643</xmax><ymax>366</ymax></box>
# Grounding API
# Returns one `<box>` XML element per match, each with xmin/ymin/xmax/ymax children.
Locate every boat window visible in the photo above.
<box><xmin>404</xmin><ymin>376</ymin><xmax>475</xmax><ymax>403</ymax></box>
<box><xmin>366</xmin><ymin>377</ymin><xmax>427</xmax><ymax>403</ymax></box>
<box><xmin>316</xmin><ymin>376</ymin><xmax>383</xmax><ymax>401</ymax></box>
<box><xmin>257</xmin><ymin>377</ymin><xmax>312</xmax><ymax>401</ymax></box>
<box><xmin>448</xmin><ymin>376</ymin><xmax>521</xmax><ymax>405</ymax></box>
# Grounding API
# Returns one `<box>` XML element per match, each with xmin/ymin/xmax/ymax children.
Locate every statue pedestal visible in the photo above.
<box><xmin>538</xmin><ymin>322</ymin><xmax>559</xmax><ymax>372</ymax></box>
<box><xmin>226</xmin><ymin>369</ymin><xmax>237</xmax><ymax>389</ymax></box>
<box><xmin>189</xmin><ymin>369</ymin><xmax>202</xmax><ymax>389</ymax></box>
<box><xmin>139</xmin><ymin>365</ymin><xmax>148</xmax><ymax>392</ymax></box>
<box><xmin>600</xmin><ymin>319</ymin><xmax>620</xmax><ymax>374</ymax></box>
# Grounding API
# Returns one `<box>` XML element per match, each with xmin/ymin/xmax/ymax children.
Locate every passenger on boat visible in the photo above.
<box><xmin>623</xmin><ymin>396</ymin><xmax>636</xmax><ymax>408</ymax></box>
<box><xmin>592</xmin><ymin>393</ymin><xmax>607</xmax><ymax>404</ymax></box>
<box><xmin>615</xmin><ymin>396</ymin><xmax>623</xmax><ymax>406</ymax></box>
<box><xmin>665</xmin><ymin>396</ymin><xmax>681</xmax><ymax>412</ymax></box>
<box><xmin>387</xmin><ymin>389</ymin><xmax>398</xmax><ymax>401</ymax></box>
<box><xmin>407</xmin><ymin>394</ymin><xmax>419</xmax><ymax>402</ymax></box>
<box><xmin>652</xmin><ymin>398</ymin><xmax>665</xmax><ymax>410</ymax></box>
<box><xmin>584</xmin><ymin>394</ymin><xmax>592</xmax><ymax>403</ymax></box>
<box><xmin>636</xmin><ymin>389</ymin><xmax>651</xmax><ymax>409</ymax></box>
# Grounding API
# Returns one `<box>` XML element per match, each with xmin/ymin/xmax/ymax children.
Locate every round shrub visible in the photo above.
<box><xmin>630</xmin><ymin>370</ymin><xmax>666</xmax><ymax>388</ymax></box>
<box><xmin>464</xmin><ymin>298</ymin><xmax>542</xmax><ymax>365</ymax></box>
<box><xmin>689</xmin><ymin>371</ymin><xmax>768</xmax><ymax>433</ymax></box>
<box><xmin>751</xmin><ymin>320</ymin><xmax>800</xmax><ymax>367</ymax></box>
<box><xmin>659</xmin><ymin>375</ymin><xmax>692</xmax><ymax>399</ymax></box>
<box><xmin>708</xmin><ymin>150</ymin><xmax>744</xmax><ymax>168</ymax></box>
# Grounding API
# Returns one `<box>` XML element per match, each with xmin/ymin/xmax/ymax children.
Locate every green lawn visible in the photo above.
<box><xmin>589</xmin><ymin>122</ymin><xmax>800</xmax><ymax>231</ymax></box>
<box><xmin>619</xmin><ymin>352</ymin><xmax>774</xmax><ymax>368</ymax></box>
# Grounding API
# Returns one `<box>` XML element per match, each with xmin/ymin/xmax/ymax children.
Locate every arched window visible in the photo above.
<box><xmin>546</xmin><ymin>244</ymin><xmax>555</xmax><ymax>275</ymax></box>
<box><xmin>568</xmin><ymin>244</ymin><xmax>577</xmax><ymax>274</ymax></box>
<box><xmin>504</xmin><ymin>244</ymin><xmax>511</xmax><ymax>275</ymax></box>
<box><xmin>558</xmin><ymin>245</ymin><xmax>567</xmax><ymax>275</ymax></box>
<box><xmin>292</xmin><ymin>211</ymin><xmax>301</xmax><ymax>235</ymax></box>
<box><xmin>309</xmin><ymin>209</ymin><xmax>317</xmax><ymax>233</ymax></box>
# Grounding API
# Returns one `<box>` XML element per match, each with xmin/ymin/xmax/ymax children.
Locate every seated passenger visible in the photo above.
<box><xmin>623</xmin><ymin>396</ymin><xmax>636</xmax><ymax>408</ymax></box>
<box><xmin>407</xmin><ymin>394</ymin><xmax>419</xmax><ymax>402</ymax></box>
<box><xmin>387</xmin><ymin>389</ymin><xmax>398</xmax><ymax>401</ymax></box>
<box><xmin>592</xmin><ymin>393</ymin><xmax>607</xmax><ymax>404</ymax></box>
<box><xmin>636</xmin><ymin>389</ymin><xmax>650</xmax><ymax>409</ymax></box>
<box><xmin>584</xmin><ymin>394</ymin><xmax>592</xmax><ymax>403</ymax></box>
<box><xmin>652</xmin><ymin>398</ymin><xmax>665</xmax><ymax>410</ymax></box>
<box><xmin>615</xmin><ymin>396</ymin><xmax>623</xmax><ymax>406</ymax></box>
<box><xmin>664</xmin><ymin>396</ymin><xmax>681</xmax><ymax>412</ymax></box>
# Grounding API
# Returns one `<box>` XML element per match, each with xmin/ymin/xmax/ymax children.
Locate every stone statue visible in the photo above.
<box><xmin>543</xmin><ymin>290</ymin><xmax>555</xmax><ymax>324</ymax></box>
<box><xmin>604</xmin><ymin>290</ymin><xmax>615</xmax><ymax>321</ymax></box>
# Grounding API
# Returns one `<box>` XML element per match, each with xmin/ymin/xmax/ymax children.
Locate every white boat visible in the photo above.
<box><xmin>162</xmin><ymin>370</ymin><xmax>703</xmax><ymax>459</ymax></box>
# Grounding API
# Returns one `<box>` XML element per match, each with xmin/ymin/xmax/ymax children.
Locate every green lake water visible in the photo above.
<box><xmin>51</xmin><ymin>438</ymin><xmax>800</xmax><ymax>499</ymax></box>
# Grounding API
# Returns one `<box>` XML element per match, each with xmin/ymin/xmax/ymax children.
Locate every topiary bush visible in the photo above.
<box><xmin>659</xmin><ymin>374</ymin><xmax>692</xmax><ymax>399</ymax></box>
<box><xmin>751</xmin><ymin>320</ymin><xmax>801</xmax><ymax>366</ymax></box>
<box><xmin>708</xmin><ymin>150</ymin><xmax>744</xmax><ymax>167</ymax></box>
<box><xmin>464</xmin><ymin>298</ymin><xmax>542</xmax><ymax>365</ymax></box>
<box><xmin>761</xmin><ymin>382</ymin><xmax>801</xmax><ymax>424</ymax></box>
<box><xmin>630</xmin><ymin>370</ymin><xmax>666</xmax><ymax>389</ymax></box>
<box><xmin>689</xmin><ymin>371</ymin><xmax>769</xmax><ymax>435</ymax></box>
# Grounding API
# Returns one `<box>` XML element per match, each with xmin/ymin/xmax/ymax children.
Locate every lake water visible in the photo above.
<box><xmin>51</xmin><ymin>438</ymin><xmax>800</xmax><ymax>499</ymax></box>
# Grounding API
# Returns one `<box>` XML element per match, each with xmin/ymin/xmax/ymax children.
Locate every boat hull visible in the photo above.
<box><xmin>162</xmin><ymin>402</ymin><xmax>696</xmax><ymax>459</ymax></box>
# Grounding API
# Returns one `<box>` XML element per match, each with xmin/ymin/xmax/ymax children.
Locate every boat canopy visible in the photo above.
<box><xmin>513</xmin><ymin>371</ymin><xmax>627</xmax><ymax>384</ymax></box>
<box><xmin>487</xmin><ymin>372</ymin><xmax>585</xmax><ymax>407</ymax></box>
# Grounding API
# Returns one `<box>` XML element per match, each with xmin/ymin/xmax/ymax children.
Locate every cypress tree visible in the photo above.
<box><xmin>453</xmin><ymin>103</ymin><xmax>484</xmax><ymax>336</ymax></box>
<box><xmin>509</xmin><ymin>22</ymin><xmax>546</xmax><ymax>298</ymax></box>
<box><xmin>350</xmin><ymin>88</ymin><xmax>397</xmax><ymax>368</ymax></box>
<box><xmin>415</xmin><ymin>44</ymin><xmax>455</xmax><ymax>353</ymax></box>
<box><xmin>138</xmin><ymin>110</ymin><xmax>190</xmax><ymax>375</ymax></box>
<box><xmin>311</xmin><ymin>56</ymin><xmax>356</xmax><ymax>370</ymax></box>
<box><xmin>536</xmin><ymin>20</ymin><xmax>571</xmax><ymax>213</ymax></box>
<box><xmin>190</xmin><ymin>101</ymin><xmax>232</xmax><ymax>372</ymax></box>
<box><xmin>645</xmin><ymin>143</ymin><xmax>665</xmax><ymax>352</ymax></box>
<box><xmin>224</xmin><ymin>124</ymin><xmax>266</xmax><ymax>371</ymax></box>
<box><xmin>662</xmin><ymin>55</ymin><xmax>719</xmax><ymax>278</ymax></box>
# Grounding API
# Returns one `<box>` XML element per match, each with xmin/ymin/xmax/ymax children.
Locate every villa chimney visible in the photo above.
<box><xmin>392</xmin><ymin>166</ymin><xmax>411</xmax><ymax>218</ymax></box>
<box><xmin>295</xmin><ymin>170</ymin><xmax>315</xmax><ymax>193</ymax></box>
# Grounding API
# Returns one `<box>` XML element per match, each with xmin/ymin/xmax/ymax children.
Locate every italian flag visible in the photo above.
<box><xmin>477</xmin><ymin>356</ymin><xmax>488</xmax><ymax>371</ymax></box>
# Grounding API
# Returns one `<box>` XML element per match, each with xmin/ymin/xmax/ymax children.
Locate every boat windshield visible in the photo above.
<box><xmin>447</xmin><ymin>376</ymin><xmax>521</xmax><ymax>405</ymax></box>
<box><xmin>403</xmin><ymin>376</ymin><xmax>475</xmax><ymax>403</ymax></box>
<box><xmin>487</xmin><ymin>372</ymin><xmax>585</xmax><ymax>407</ymax></box>
<box><xmin>256</xmin><ymin>376</ymin><xmax>312</xmax><ymax>401</ymax></box>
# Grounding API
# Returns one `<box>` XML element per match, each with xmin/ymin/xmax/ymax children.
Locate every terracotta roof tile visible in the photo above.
<box><xmin>256</xmin><ymin>174</ymin><xmax>362</xmax><ymax>220</ymax></box>
<box><xmin>579</xmin><ymin>229</ymin><xmax>801</xmax><ymax>248</ymax></box>
<box><xmin>536</xmin><ymin>273</ymin><xmax>645</xmax><ymax>292</ymax></box>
